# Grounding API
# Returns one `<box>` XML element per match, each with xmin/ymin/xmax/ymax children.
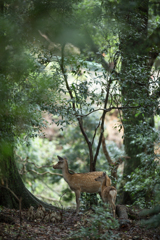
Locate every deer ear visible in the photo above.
<box><xmin>103</xmin><ymin>172</ymin><xmax>106</xmax><ymax>176</ymax></box>
<box><xmin>57</xmin><ymin>156</ymin><xmax>63</xmax><ymax>161</ymax></box>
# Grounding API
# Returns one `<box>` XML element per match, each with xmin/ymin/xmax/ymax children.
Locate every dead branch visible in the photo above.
<box><xmin>38</xmin><ymin>30</ymin><xmax>61</xmax><ymax>51</ymax></box>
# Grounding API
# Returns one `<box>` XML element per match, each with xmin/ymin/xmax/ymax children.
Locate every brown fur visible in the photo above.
<box><xmin>53</xmin><ymin>156</ymin><xmax>111</xmax><ymax>214</ymax></box>
<box><xmin>95</xmin><ymin>172</ymin><xmax>117</xmax><ymax>218</ymax></box>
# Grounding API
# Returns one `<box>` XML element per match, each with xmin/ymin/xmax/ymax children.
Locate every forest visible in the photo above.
<box><xmin>0</xmin><ymin>0</ymin><xmax>160</xmax><ymax>239</ymax></box>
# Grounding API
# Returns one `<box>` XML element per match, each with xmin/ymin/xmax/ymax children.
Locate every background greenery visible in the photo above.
<box><xmin>0</xmin><ymin>0</ymin><xmax>160</xmax><ymax>230</ymax></box>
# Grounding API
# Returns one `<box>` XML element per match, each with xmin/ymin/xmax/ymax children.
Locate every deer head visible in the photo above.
<box><xmin>95</xmin><ymin>172</ymin><xmax>106</xmax><ymax>183</ymax></box>
<box><xmin>53</xmin><ymin>156</ymin><xmax>67</xmax><ymax>169</ymax></box>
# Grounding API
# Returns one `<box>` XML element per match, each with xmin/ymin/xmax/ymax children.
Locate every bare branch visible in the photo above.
<box><xmin>59</xmin><ymin>43</ymin><xmax>94</xmax><ymax>171</ymax></box>
<box><xmin>102</xmin><ymin>135</ymin><xmax>114</xmax><ymax>166</ymax></box>
<box><xmin>38</xmin><ymin>30</ymin><xmax>61</xmax><ymax>51</ymax></box>
<box><xmin>28</xmin><ymin>169</ymin><xmax>62</xmax><ymax>177</ymax></box>
<box><xmin>75</xmin><ymin>105</ymin><xmax>141</xmax><ymax>118</ymax></box>
<box><xmin>93</xmin><ymin>75</ymin><xmax>112</xmax><ymax>168</ymax></box>
<box><xmin>92</xmin><ymin>120</ymin><xmax>101</xmax><ymax>146</ymax></box>
<box><xmin>101</xmin><ymin>135</ymin><xmax>130</xmax><ymax>179</ymax></box>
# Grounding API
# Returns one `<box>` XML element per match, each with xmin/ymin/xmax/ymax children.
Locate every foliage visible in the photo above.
<box><xmin>0</xmin><ymin>2</ymin><xmax>61</xmax><ymax>143</ymax></box>
<box><xmin>15</xmin><ymin>117</ymin><xmax>123</xmax><ymax>206</ymax></box>
<box><xmin>139</xmin><ymin>205</ymin><xmax>160</xmax><ymax>229</ymax></box>
<box><xmin>58</xmin><ymin>112</ymin><xmax>107</xmax><ymax>171</ymax></box>
<box><xmin>1</xmin><ymin>0</ymin><xmax>160</xmax><ymax>225</ymax></box>
<box><xmin>141</xmin><ymin>213</ymin><xmax>160</xmax><ymax>229</ymax></box>
<box><xmin>124</xmin><ymin>159</ymin><xmax>160</xmax><ymax>208</ymax></box>
<box><xmin>69</xmin><ymin>205</ymin><xmax>119</xmax><ymax>240</ymax></box>
<box><xmin>123</xmin><ymin>116</ymin><xmax>160</xmax><ymax>208</ymax></box>
<box><xmin>80</xmin><ymin>192</ymin><xmax>101</xmax><ymax>211</ymax></box>
<box><xmin>54</xmin><ymin>112</ymin><xmax>124</xmax><ymax>209</ymax></box>
<box><xmin>15</xmin><ymin>137</ymin><xmax>62</xmax><ymax>195</ymax></box>
<box><xmin>59</xmin><ymin>112</ymin><xmax>124</xmax><ymax>171</ymax></box>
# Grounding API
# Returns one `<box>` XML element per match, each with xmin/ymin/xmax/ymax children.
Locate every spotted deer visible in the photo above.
<box><xmin>95</xmin><ymin>172</ymin><xmax>117</xmax><ymax>218</ymax></box>
<box><xmin>53</xmin><ymin>156</ymin><xmax>111</xmax><ymax>214</ymax></box>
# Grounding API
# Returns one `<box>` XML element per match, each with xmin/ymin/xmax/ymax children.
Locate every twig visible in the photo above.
<box><xmin>28</xmin><ymin>169</ymin><xmax>62</xmax><ymax>176</ymax></box>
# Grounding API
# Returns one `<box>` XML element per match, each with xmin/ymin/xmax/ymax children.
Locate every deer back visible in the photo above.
<box><xmin>102</xmin><ymin>186</ymin><xmax>117</xmax><ymax>203</ymax></box>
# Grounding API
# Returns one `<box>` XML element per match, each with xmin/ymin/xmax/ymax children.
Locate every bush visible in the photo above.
<box><xmin>69</xmin><ymin>205</ymin><xmax>119</xmax><ymax>240</ymax></box>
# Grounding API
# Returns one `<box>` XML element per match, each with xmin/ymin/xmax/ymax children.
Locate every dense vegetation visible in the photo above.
<box><xmin>0</xmin><ymin>0</ymin><xmax>160</xmax><ymax>237</ymax></box>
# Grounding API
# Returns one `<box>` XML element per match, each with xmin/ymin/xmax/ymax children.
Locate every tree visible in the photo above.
<box><xmin>49</xmin><ymin>0</ymin><xmax>160</xmax><ymax>204</ymax></box>
<box><xmin>33</xmin><ymin>0</ymin><xmax>160</xmax><ymax>180</ymax></box>
<box><xmin>0</xmin><ymin>1</ymin><xmax>60</xmax><ymax>209</ymax></box>
<box><xmin>107</xmin><ymin>0</ymin><xmax>160</xmax><ymax>203</ymax></box>
<box><xmin>1</xmin><ymin>0</ymin><xmax>160</xmax><ymax>211</ymax></box>
<box><xmin>0</xmin><ymin>0</ymin><xmax>125</xmax><ymax>209</ymax></box>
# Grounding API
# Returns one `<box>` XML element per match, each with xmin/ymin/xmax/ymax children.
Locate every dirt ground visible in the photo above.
<box><xmin>0</xmin><ymin>206</ymin><xmax>160</xmax><ymax>240</ymax></box>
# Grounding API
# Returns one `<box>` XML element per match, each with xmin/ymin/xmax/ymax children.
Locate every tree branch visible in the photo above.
<box><xmin>28</xmin><ymin>169</ymin><xmax>62</xmax><ymax>176</ymax></box>
<box><xmin>93</xmin><ymin>76</ymin><xmax>112</xmax><ymax>169</ymax></box>
<box><xmin>101</xmin><ymin>135</ymin><xmax>130</xmax><ymax>179</ymax></box>
<box><xmin>75</xmin><ymin>105</ymin><xmax>141</xmax><ymax>118</ymax></box>
<box><xmin>60</xmin><ymin>44</ymin><xmax>94</xmax><ymax>171</ymax></box>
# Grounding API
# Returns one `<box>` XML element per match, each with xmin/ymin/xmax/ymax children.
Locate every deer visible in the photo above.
<box><xmin>95</xmin><ymin>172</ymin><xmax>117</xmax><ymax>218</ymax></box>
<box><xmin>53</xmin><ymin>156</ymin><xmax>111</xmax><ymax>215</ymax></box>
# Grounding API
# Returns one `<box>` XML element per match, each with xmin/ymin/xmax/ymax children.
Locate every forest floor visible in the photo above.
<box><xmin>0</xmin><ymin>206</ymin><xmax>160</xmax><ymax>240</ymax></box>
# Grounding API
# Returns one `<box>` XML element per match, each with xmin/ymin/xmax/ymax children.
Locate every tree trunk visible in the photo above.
<box><xmin>118</xmin><ymin>0</ymin><xmax>154</xmax><ymax>203</ymax></box>
<box><xmin>0</xmin><ymin>141</ymin><xmax>56</xmax><ymax>210</ymax></box>
<box><xmin>116</xmin><ymin>205</ymin><xmax>128</xmax><ymax>219</ymax></box>
<box><xmin>116</xmin><ymin>205</ymin><xmax>131</xmax><ymax>228</ymax></box>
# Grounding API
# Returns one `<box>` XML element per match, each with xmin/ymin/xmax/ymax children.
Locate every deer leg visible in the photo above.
<box><xmin>112</xmin><ymin>194</ymin><xmax>117</xmax><ymax>218</ymax></box>
<box><xmin>75</xmin><ymin>190</ymin><xmax>81</xmax><ymax>215</ymax></box>
<box><xmin>111</xmin><ymin>201</ymin><xmax>116</xmax><ymax>218</ymax></box>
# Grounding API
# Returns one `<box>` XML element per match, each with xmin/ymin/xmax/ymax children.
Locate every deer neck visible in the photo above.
<box><xmin>101</xmin><ymin>178</ymin><xmax>106</xmax><ymax>192</ymax></box>
<box><xmin>62</xmin><ymin>161</ymin><xmax>71</xmax><ymax>182</ymax></box>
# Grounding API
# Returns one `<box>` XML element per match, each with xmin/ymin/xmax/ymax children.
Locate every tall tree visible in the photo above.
<box><xmin>0</xmin><ymin>0</ymin><xmax>59</xmax><ymax>209</ymax></box>
<box><xmin>101</xmin><ymin>0</ymin><xmax>160</xmax><ymax>203</ymax></box>
<box><xmin>1</xmin><ymin>0</ymin><xmax>160</xmax><ymax>209</ymax></box>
